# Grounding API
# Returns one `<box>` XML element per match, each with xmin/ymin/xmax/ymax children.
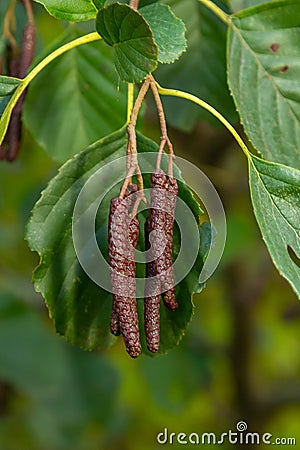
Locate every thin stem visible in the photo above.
<box><xmin>155</xmin><ymin>83</ymin><xmax>251</xmax><ymax>159</ymax></box>
<box><xmin>131</xmin><ymin>189</ymin><xmax>144</xmax><ymax>218</ymax></box>
<box><xmin>149</xmin><ymin>75</ymin><xmax>174</xmax><ymax>177</ymax></box>
<box><xmin>3</xmin><ymin>0</ymin><xmax>18</xmax><ymax>55</ymax></box>
<box><xmin>22</xmin><ymin>0</ymin><xmax>34</xmax><ymax>24</ymax></box>
<box><xmin>24</xmin><ymin>32</ymin><xmax>100</xmax><ymax>88</ymax></box>
<box><xmin>126</xmin><ymin>83</ymin><xmax>134</xmax><ymax>180</ymax></box>
<box><xmin>129</xmin><ymin>0</ymin><xmax>140</xmax><ymax>9</ymax></box>
<box><xmin>0</xmin><ymin>32</ymin><xmax>101</xmax><ymax>146</ymax></box>
<box><xmin>198</xmin><ymin>0</ymin><xmax>230</xmax><ymax>25</ymax></box>
<box><xmin>120</xmin><ymin>77</ymin><xmax>151</xmax><ymax>200</ymax></box>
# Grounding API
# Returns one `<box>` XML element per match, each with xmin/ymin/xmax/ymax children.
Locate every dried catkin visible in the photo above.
<box><xmin>144</xmin><ymin>171</ymin><xmax>178</xmax><ymax>352</ymax></box>
<box><xmin>110</xmin><ymin>184</ymin><xmax>138</xmax><ymax>337</ymax></box>
<box><xmin>19</xmin><ymin>23</ymin><xmax>36</xmax><ymax>79</ymax></box>
<box><xmin>5</xmin><ymin>23</ymin><xmax>36</xmax><ymax>162</ymax></box>
<box><xmin>161</xmin><ymin>177</ymin><xmax>178</xmax><ymax>310</ymax></box>
<box><xmin>148</xmin><ymin>171</ymin><xmax>178</xmax><ymax>309</ymax></box>
<box><xmin>144</xmin><ymin>216</ymin><xmax>161</xmax><ymax>353</ymax></box>
<box><xmin>108</xmin><ymin>195</ymin><xmax>141</xmax><ymax>358</ymax></box>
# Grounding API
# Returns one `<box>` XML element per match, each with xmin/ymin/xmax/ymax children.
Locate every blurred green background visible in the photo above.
<box><xmin>1</xmin><ymin>1</ymin><xmax>300</xmax><ymax>449</ymax></box>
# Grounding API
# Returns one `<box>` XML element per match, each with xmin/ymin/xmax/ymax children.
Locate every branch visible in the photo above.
<box><xmin>22</xmin><ymin>0</ymin><xmax>34</xmax><ymax>24</ymax></box>
<box><xmin>149</xmin><ymin>75</ymin><xmax>174</xmax><ymax>177</ymax></box>
<box><xmin>119</xmin><ymin>77</ymin><xmax>151</xmax><ymax>204</ymax></box>
<box><xmin>155</xmin><ymin>82</ymin><xmax>250</xmax><ymax>158</ymax></box>
<box><xmin>129</xmin><ymin>0</ymin><xmax>140</xmax><ymax>9</ymax></box>
<box><xmin>0</xmin><ymin>32</ymin><xmax>101</xmax><ymax>147</ymax></box>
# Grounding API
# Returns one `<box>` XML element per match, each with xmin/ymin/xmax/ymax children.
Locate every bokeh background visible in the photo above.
<box><xmin>1</xmin><ymin>1</ymin><xmax>300</xmax><ymax>449</ymax></box>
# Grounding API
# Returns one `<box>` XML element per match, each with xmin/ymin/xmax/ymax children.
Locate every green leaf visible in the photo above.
<box><xmin>92</xmin><ymin>0</ymin><xmax>106</xmax><ymax>9</ymax></box>
<box><xmin>140</xmin><ymin>3</ymin><xmax>187</xmax><ymax>64</ymax></box>
<box><xmin>26</xmin><ymin>127</ymin><xmax>209</xmax><ymax>355</ymax></box>
<box><xmin>229</xmin><ymin>0</ymin><xmax>275</xmax><ymax>12</ymax></box>
<box><xmin>0</xmin><ymin>76</ymin><xmax>22</xmax><ymax>146</ymax></box>
<box><xmin>33</xmin><ymin>0</ymin><xmax>97</xmax><ymax>21</ymax></box>
<box><xmin>0</xmin><ymin>76</ymin><xmax>21</xmax><ymax>116</ymax></box>
<box><xmin>228</xmin><ymin>0</ymin><xmax>300</xmax><ymax>168</ymax></box>
<box><xmin>23</xmin><ymin>28</ymin><xmax>127</xmax><ymax>163</ymax></box>
<box><xmin>156</xmin><ymin>0</ymin><xmax>236</xmax><ymax>131</ymax></box>
<box><xmin>96</xmin><ymin>3</ymin><xmax>158</xmax><ymax>82</ymax></box>
<box><xmin>249</xmin><ymin>155</ymin><xmax>300</xmax><ymax>298</ymax></box>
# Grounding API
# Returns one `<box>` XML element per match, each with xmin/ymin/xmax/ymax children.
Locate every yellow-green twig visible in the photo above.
<box><xmin>127</xmin><ymin>83</ymin><xmax>134</xmax><ymax>124</ymax></box>
<box><xmin>155</xmin><ymin>83</ymin><xmax>250</xmax><ymax>158</ymax></box>
<box><xmin>0</xmin><ymin>32</ymin><xmax>101</xmax><ymax>146</ymax></box>
<box><xmin>198</xmin><ymin>0</ymin><xmax>230</xmax><ymax>25</ymax></box>
<box><xmin>24</xmin><ymin>32</ymin><xmax>101</xmax><ymax>89</ymax></box>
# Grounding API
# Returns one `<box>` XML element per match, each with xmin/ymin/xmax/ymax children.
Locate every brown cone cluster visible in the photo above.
<box><xmin>108</xmin><ymin>172</ymin><xmax>178</xmax><ymax>358</ymax></box>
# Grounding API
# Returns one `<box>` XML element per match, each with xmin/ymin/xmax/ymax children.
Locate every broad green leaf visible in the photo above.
<box><xmin>96</xmin><ymin>3</ymin><xmax>158</xmax><ymax>82</ymax></box>
<box><xmin>229</xmin><ymin>0</ymin><xmax>274</xmax><ymax>12</ymax></box>
<box><xmin>34</xmin><ymin>0</ymin><xmax>97</xmax><ymax>21</ymax></box>
<box><xmin>156</xmin><ymin>0</ymin><xmax>236</xmax><ymax>131</ymax></box>
<box><xmin>228</xmin><ymin>0</ymin><xmax>300</xmax><ymax>168</ymax></box>
<box><xmin>140</xmin><ymin>3</ymin><xmax>187</xmax><ymax>64</ymax></box>
<box><xmin>0</xmin><ymin>76</ymin><xmax>22</xmax><ymax>146</ymax></box>
<box><xmin>23</xmin><ymin>29</ymin><xmax>127</xmax><ymax>163</ymax></box>
<box><xmin>92</xmin><ymin>0</ymin><xmax>106</xmax><ymax>9</ymax></box>
<box><xmin>26</xmin><ymin>127</ymin><xmax>209</xmax><ymax>355</ymax></box>
<box><xmin>140</xmin><ymin>0</ymin><xmax>159</xmax><ymax>5</ymax></box>
<box><xmin>249</xmin><ymin>155</ymin><xmax>300</xmax><ymax>298</ymax></box>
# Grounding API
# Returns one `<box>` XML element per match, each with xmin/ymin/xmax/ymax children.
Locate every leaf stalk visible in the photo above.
<box><xmin>155</xmin><ymin>83</ymin><xmax>250</xmax><ymax>158</ymax></box>
<box><xmin>198</xmin><ymin>0</ymin><xmax>230</xmax><ymax>25</ymax></box>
